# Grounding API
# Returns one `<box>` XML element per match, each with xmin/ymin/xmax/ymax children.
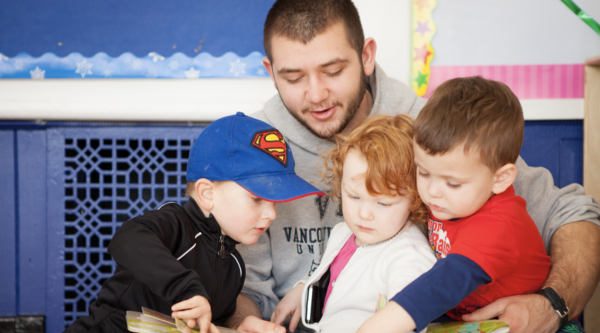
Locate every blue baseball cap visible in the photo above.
<box><xmin>187</xmin><ymin>112</ymin><xmax>325</xmax><ymax>202</ymax></box>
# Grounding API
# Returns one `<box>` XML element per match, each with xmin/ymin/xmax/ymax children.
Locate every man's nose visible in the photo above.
<box><xmin>306</xmin><ymin>76</ymin><xmax>329</xmax><ymax>105</ymax></box>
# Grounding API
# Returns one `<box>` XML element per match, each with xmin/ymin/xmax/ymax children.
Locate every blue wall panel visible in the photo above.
<box><xmin>17</xmin><ymin>131</ymin><xmax>48</xmax><ymax>315</ymax></box>
<box><xmin>0</xmin><ymin>131</ymin><xmax>16</xmax><ymax>316</ymax></box>
<box><xmin>0</xmin><ymin>0</ymin><xmax>276</xmax><ymax>58</ymax></box>
<box><xmin>520</xmin><ymin>121</ymin><xmax>583</xmax><ymax>187</ymax></box>
<box><xmin>46</xmin><ymin>129</ymin><xmax>66</xmax><ymax>332</ymax></box>
<box><xmin>559</xmin><ymin>138</ymin><xmax>583</xmax><ymax>187</ymax></box>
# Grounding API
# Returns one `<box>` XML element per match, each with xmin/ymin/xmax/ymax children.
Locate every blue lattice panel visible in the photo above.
<box><xmin>46</xmin><ymin>127</ymin><xmax>205</xmax><ymax>329</ymax></box>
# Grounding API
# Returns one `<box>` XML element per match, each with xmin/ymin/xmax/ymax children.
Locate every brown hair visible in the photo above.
<box><xmin>322</xmin><ymin>114</ymin><xmax>429</xmax><ymax>224</ymax></box>
<box><xmin>263</xmin><ymin>0</ymin><xmax>365</xmax><ymax>62</ymax></box>
<box><xmin>414</xmin><ymin>76</ymin><xmax>524</xmax><ymax>171</ymax></box>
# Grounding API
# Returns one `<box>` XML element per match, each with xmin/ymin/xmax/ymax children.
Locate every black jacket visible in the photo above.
<box><xmin>65</xmin><ymin>200</ymin><xmax>245</xmax><ymax>332</ymax></box>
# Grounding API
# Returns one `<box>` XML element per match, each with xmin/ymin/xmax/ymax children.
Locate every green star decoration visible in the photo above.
<box><xmin>414</xmin><ymin>71</ymin><xmax>429</xmax><ymax>88</ymax></box>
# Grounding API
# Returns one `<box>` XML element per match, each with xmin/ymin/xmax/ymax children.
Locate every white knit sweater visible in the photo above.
<box><xmin>301</xmin><ymin>222</ymin><xmax>437</xmax><ymax>333</ymax></box>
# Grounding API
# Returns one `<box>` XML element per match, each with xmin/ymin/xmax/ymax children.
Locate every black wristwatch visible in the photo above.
<box><xmin>535</xmin><ymin>287</ymin><xmax>569</xmax><ymax>329</ymax></box>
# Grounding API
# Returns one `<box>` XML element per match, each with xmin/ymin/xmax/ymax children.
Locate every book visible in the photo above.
<box><xmin>125</xmin><ymin>307</ymin><xmax>240</xmax><ymax>333</ymax></box>
<box><xmin>426</xmin><ymin>320</ymin><xmax>509</xmax><ymax>333</ymax></box>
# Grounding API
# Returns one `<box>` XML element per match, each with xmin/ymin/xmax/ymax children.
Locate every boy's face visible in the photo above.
<box><xmin>341</xmin><ymin>149</ymin><xmax>412</xmax><ymax>246</ymax></box>
<box><xmin>414</xmin><ymin>143</ymin><xmax>496</xmax><ymax>220</ymax></box>
<box><xmin>263</xmin><ymin>22</ymin><xmax>370</xmax><ymax>139</ymax></box>
<box><xmin>210</xmin><ymin>181</ymin><xmax>276</xmax><ymax>245</ymax></box>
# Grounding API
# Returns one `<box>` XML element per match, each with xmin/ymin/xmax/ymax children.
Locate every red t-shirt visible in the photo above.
<box><xmin>427</xmin><ymin>185</ymin><xmax>551</xmax><ymax>319</ymax></box>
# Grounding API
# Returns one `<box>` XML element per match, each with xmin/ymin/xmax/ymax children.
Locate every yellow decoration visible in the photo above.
<box><xmin>411</xmin><ymin>0</ymin><xmax>437</xmax><ymax>96</ymax></box>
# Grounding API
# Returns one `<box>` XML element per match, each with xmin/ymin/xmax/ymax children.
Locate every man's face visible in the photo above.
<box><xmin>264</xmin><ymin>22</ymin><xmax>368</xmax><ymax>139</ymax></box>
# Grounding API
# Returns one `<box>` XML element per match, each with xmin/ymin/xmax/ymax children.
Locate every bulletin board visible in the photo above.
<box><xmin>0</xmin><ymin>0</ymin><xmax>276</xmax><ymax>79</ymax></box>
<box><xmin>422</xmin><ymin>0</ymin><xmax>600</xmax><ymax>108</ymax></box>
<box><xmin>0</xmin><ymin>0</ymin><xmax>412</xmax><ymax>122</ymax></box>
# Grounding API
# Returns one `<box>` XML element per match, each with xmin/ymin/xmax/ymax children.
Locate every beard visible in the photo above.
<box><xmin>280</xmin><ymin>70</ymin><xmax>367</xmax><ymax>140</ymax></box>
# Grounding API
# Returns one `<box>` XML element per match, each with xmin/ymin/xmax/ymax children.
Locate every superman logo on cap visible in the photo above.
<box><xmin>251</xmin><ymin>130</ymin><xmax>288</xmax><ymax>167</ymax></box>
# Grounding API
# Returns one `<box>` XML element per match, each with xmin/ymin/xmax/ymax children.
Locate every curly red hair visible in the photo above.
<box><xmin>322</xmin><ymin>114</ymin><xmax>428</xmax><ymax>224</ymax></box>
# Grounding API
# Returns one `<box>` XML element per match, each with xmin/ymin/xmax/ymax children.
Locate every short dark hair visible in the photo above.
<box><xmin>414</xmin><ymin>76</ymin><xmax>524</xmax><ymax>171</ymax></box>
<box><xmin>263</xmin><ymin>0</ymin><xmax>365</xmax><ymax>62</ymax></box>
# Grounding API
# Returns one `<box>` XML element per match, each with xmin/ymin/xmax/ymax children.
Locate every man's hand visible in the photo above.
<box><xmin>462</xmin><ymin>294</ymin><xmax>559</xmax><ymax>333</ymax></box>
<box><xmin>271</xmin><ymin>283</ymin><xmax>304</xmax><ymax>332</ymax></box>
<box><xmin>237</xmin><ymin>316</ymin><xmax>285</xmax><ymax>333</ymax></box>
<box><xmin>465</xmin><ymin>222</ymin><xmax>600</xmax><ymax>333</ymax></box>
<box><xmin>171</xmin><ymin>295</ymin><xmax>220</xmax><ymax>333</ymax></box>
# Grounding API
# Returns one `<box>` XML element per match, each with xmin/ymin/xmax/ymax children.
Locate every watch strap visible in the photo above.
<box><xmin>535</xmin><ymin>287</ymin><xmax>569</xmax><ymax>328</ymax></box>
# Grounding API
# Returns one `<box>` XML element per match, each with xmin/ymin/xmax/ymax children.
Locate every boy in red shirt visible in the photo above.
<box><xmin>356</xmin><ymin>77</ymin><xmax>552</xmax><ymax>333</ymax></box>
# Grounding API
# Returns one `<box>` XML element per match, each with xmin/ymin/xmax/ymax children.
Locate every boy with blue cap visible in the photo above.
<box><xmin>64</xmin><ymin>112</ymin><xmax>324</xmax><ymax>333</ymax></box>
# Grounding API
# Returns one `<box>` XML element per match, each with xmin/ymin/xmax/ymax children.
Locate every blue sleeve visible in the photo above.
<box><xmin>390</xmin><ymin>254</ymin><xmax>492</xmax><ymax>331</ymax></box>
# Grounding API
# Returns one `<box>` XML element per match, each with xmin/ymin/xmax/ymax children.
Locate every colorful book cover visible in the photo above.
<box><xmin>126</xmin><ymin>309</ymin><xmax>240</xmax><ymax>333</ymax></box>
<box><xmin>426</xmin><ymin>320</ymin><xmax>509</xmax><ymax>333</ymax></box>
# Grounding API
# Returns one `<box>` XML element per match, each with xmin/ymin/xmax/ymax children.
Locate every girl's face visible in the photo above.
<box><xmin>341</xmin><ymin>149</ymin><xmax>413</xmax><ymax>246</ymax></box>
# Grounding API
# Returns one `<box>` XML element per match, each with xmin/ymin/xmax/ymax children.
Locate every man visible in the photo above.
<box><xmin>226</xmin><ymin>1</ymin><xmax>600</xmax><ymax>332</ymax></box>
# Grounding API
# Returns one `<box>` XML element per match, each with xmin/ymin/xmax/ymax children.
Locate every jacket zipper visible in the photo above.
<box><xmin>212</xmin><ymin>235</ymin><xmax>225</xmax><ymax>307</ymax></box>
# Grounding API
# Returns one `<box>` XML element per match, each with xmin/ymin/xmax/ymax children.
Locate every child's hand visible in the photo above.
<box><xmin>171</xmin><ymin>295</ymin><xmax>219</xmax><ymax>333</ymax></box>
<box><xmin>237</xmin><ymin>316</ymin><xmax>285</xmax><ymax>333</ymax></box>
<box><xmin>270</xmin><ymin>283</ymin><xmax>304</xmax><ymax>332</ymax></box>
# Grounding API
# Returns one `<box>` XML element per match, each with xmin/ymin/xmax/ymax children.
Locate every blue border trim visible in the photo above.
<box><xmin>0</xmin><ymin>131</ymin><xmax>17</xmax><ymax>316</ymax></box>
<box><xmin>14</xmin><ymin>131</ymin><xmax>20</xmax><ymax>315</ymax></box>
<box><xmin>17</xmin><ymin>131</ymin><xmax>48</xmax><ymax>314</ymax></box>
<box><xmin>47</xmin><ymin>129</ymin><xmax>66</xmax><ymax>332</ymax></box>
<box><xmin>0</xmin><ymin>51</ymin><xmax>268</xmax><ymax>79</ymax></box>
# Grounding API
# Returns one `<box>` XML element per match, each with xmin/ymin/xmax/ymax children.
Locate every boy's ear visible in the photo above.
<box><xmin>194</xmin><ymin>179</ymin><xmax>216</xmax><ymax>212</ymax></box>
<box><xmin>492</xmin><ymin>163</ymin><xmax>518</xmax><ymax>195</ymax></box>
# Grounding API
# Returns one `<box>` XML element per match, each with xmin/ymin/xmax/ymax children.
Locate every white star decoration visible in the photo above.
<box><xmin>103</xmin><ymin>69</ymin><xmax>112</xmax><ymax>77</ymax></box>
<box><xmin>256</xmin><ymin>68</ymin><xmax>266</xmax><ymax>76</ymax></box>
<box><xmin>184</xmin><ymin>67</ymin><xmax>200</xmax><ymax>79</ymax></box>
<box><xmin>169</xmin><ymin>60</ymin><xmax>179</xmax><ymax>70</ymax></box>
<box><xmin>30</xmin><ymin>66</ymin><xmax>45</xmax><ymax>79</ymax></box>
<box><xmin>75</xmin><ymin>59</ymin><xmax>93</xmax><ymax>78</ymax></box>
<box><xmin>229</xmin><ymin>58</ymin><xmax>246</xmax><ymax>77</ymax></box>
<box><xmin>148</xmin><ymin>52</ymin><xmax>165</xmax><ymax>62</ymax></box>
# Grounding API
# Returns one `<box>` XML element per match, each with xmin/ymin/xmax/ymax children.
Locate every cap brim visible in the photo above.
<box><xmin>235</xmin><ymin>173</ymin><xmax>325</xmax><ymax>203</ymax></box>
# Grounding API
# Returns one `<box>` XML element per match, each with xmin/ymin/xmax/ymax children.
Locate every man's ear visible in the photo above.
<box><xmin>194</xmin><ymin>179</ymin><xmax>216</xmax><ymax>213</ymax></box>
<box><xmin>492</xmin><ymin>163</ymin><xmax>518</xmax><ymax>194</ymax></box>
<box><xmin>262</xmin><ymin>56</ymin><xmax>277</xmax><ymax>89</ymax></box>
<box><xmin>362</xmin><ymin>38</ymin><xmax>377</xmax><ymax>77</ymax></box>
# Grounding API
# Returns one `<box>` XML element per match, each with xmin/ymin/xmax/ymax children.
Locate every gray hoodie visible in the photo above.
<box><xmin>239</xmin><ymin>63</ymin><xmax>600</xmax><ymax>320</ymax></box>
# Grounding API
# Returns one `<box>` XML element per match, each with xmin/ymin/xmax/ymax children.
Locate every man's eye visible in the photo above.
<box><xmin>326</xmin><ymin>69</ymin><xmax>343</xmax><ymax>77</ymax></box>
<box><xmin>252</xmin><ymin>197</ymin><xmax>262</xmax><ymax>202</ymax></box>
<box><xmin>286</xmin><ymin>77</ymin><xmax>302</xmax><ymax>83</ymax></box>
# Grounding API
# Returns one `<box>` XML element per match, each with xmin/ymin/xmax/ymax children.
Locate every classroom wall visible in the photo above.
<box><xmin>0</xmin><ymin>1</ymin><xmax>598</xmax><ymax>331</ymax></box>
